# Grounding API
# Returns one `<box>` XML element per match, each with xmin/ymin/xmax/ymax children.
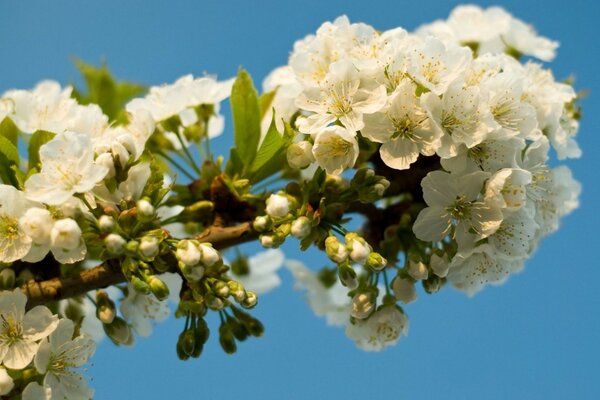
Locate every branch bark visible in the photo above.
<box><xmin>21</xmin><ymin>222</ymin><xmax>258</xmax><ymax>307</ymax></box>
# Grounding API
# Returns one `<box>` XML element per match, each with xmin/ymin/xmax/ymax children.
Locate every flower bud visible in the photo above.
<box><xmin>199</xmin><ymin>243</ymin><xmax>220</xmax><ymax>266</ymax></box>
<box><xmin>287</xmin><ymin>140</ymin><xmax>314</xmax><ymax>169</ymax></box>
<box><xmin>148</xmin><ymin>276</ymin><xmax>170</xmax><ymax>301</ymax></box>
<box><xmin>131</xmin><ymin>276</ymin><xmax>150</xmax><ymax>294</ymax></box>
<box><xmin>105</xmin><ymin>233</ymin><xmax>125</xmax><ymax>255</ymax></box>
<box><xmin>124</xmin><ymin>240</ymin><xmax>140</xmax><ymax>255</ymax></box>
<box><xmin>351</xmin><ymin>292</ymin><xmax>375</xmax><ymax>319</ymax></box>
<box><xmin>253</xmin><ymin>215</ymin><xmax>272</xmax><ymax>232</ymax></box>
<box><xmin>96</xmin><ymin>291</ymin><xmax>116</xmax><ymax>324</ymax></box>
<box><xmin>265</xmin><ymin>193</ymin><xmax>290</xmax><ymax>218</ymax></box>
<box><xmin>19</xmin><ymin>207</ymin><xmax>52</xmax><ymax>243</ymax></box>
<box><xmin>176</xmin><ymin>240</ymin><xmax>201</xmax><ymax>266</ymax></box>
<box><xmin>337</xmin><ymin>262</ymin><xmax>358</xmax><ymax>290</ymax></box>
<box><xmin>219</xmin><ymin>323</ymin><xmax>237</xmax><ymax>354</ymax></box>
<box><xmin>205</xmin><ymin>293</ymin><xmax>224</xmax><ymax>310</ymax></box>
<box><xmin>430</xmin><ymin>253</ymin><xmax>450</xmax><ymax>278</ymax></box>
<box><xmin>178</xmin><ymin>329</ymin><xmax>196</xmax><ymax>357</ymax></box>
<box><xmin>291</xmin><ymin>216</ymin><xmax>311</xmax><ymax>239</ymax></box>
<box><xmin>137</xmin><ymin>199</ymin><xmax>155</xmax><ymax>219</ymax></box>
<box><xmin>98</xmin><ymin>215</ymin><xmax>115</xmax><ymax>232</ymax></box>
<box><xmin>423</xmin><ymin>275</ymin><xmax>443</xmax><ymax>294</ymax></box>
<box><xmin>346</xmin><ymin>234</ymin><xmax>371</xmax><ymax>264</ymax></box>
<box><xmin>0</xmin><ymin>268</ymin><xmax>15</xmax><ymax>290</ymax></box>
<box><xmin>139</xmin><ymin>236</ymin><xmax>160</xmax><ymax>259</ymax></box>
<box><xmin>213</xmin><ymin>280</ymin><xmax>230</xmax><ymax>298</ymax></box>
<box><xmin>228</xmin><ymin>281</ymin><xmax>246</xmax><ymax>302</ymax></box>
<box><xmin>365</xmin><ymin>252</ymin><xmax>387</xmax><ymax>271</ymax></box>
<box><xmin>260</xmin><ymin>234</ymin><xmax>275</xmax><ymax>248</ymax></box>
<box><xmin>241</xmin><ymin>292</ymin><xmax>257</xmax><ymax>309</ymax></box>
<box><xmin>392</xmin><ymin>276</ymin><xmax>417</xmax><ymax>304</ymax></box>
<box><xmin>408</xmin><ymin>260</ymin><xmax>429</xmax><ymax>281</ymax></box>
<box><xmin>325</xmin><ymin>236</ymin><xmax>348</xmax><ymax>264</ymax></box>
<box><xmin>50</xmin><ymin>218</ymin><xmax>82</xmax><ymax>250</ymax></box>
<box><xmin>103</xmin><ymin>317</ymin><xmax>133</xmax><ymax>346</ymax></box>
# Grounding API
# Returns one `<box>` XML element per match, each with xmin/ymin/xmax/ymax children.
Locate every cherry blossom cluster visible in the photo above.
<box><xmin>263</xmin><ymin>5</ymin><xmax>581</xmax><ymax>348</ymax></box>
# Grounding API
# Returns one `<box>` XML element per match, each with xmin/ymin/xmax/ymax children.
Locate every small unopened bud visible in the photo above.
<box><xmin>219</xmin><ymin>324</ymin><xmax>237</xmax><ymax>354</ymax></box>
<box><xmin>131</xmin><ymin>276</ymin><xmax>150</xmax><ymax>294</ymax></box>
<box><xmin>423</xmin><ymin>275</ymin><xmax>443</xmax><ymax>294</ymax></box>
<box><xmin>265</xmin><ymin>193</ymin><xmax>290</xmax><ymax>218</ymax></box>
<box><xmin>50</xmin><ymin>218</ymin><xmax>82</xmax><ymax>250</ymax></box>
<box><xmin>338</xmin><ymin>263</ymin><xmax>358</xmax><ymax>290</ymax></box>
<box><xmin>287</xmin><ymin>140</ymin><xmax>315</xmax><ymax>169</ymax></box>
<box><xmin>260</xmin><ymin>234</ymin><xmax>275</xmax><ymax>248</ymax></box>
<box><xmin>408</xmin><ymin>260</ymin><xmax>429</xmax><ymax>281</ymax></box>
<box><xmin>0</xmin><ymin>268</ymin><xmax>15</xmax><ymax>290</ymax></box>
<box><xmin>199</xmin><ymin>243</ymin><xmax>220</xmax><ymax>266</ymax></box>
<box><xmin>346</xmin><ymin>234</ymin><xmax>371</xmax><ymax>265</ymax></box>
<box><xmin>148</xmin><ymin>276</ymin><xmax>170</xmax><ymax>301</ymax></box>
<box><xmin>96</xmin><ymin>291</ymin><xmax>116</xmax><ymax>324</ymax></box>
<box><xmin>241</xmin><ymin>292</ymin><xmax>257</xmax><ymax>309</ymax></box>
<box><xmin>228</xmin><ymin>281</ymin><xmax>246</xmax><ymax>302</ymax></box>
<box><xmin>325</xmin><ymin>236</ymin><xmax>348</xmax><ymax>264</ymax></box>
<box><xmin>176</xmin><ymin>240</ymin><xmax>201</xmax><ymax>266</ymax></box>
<box><xmin>213</xmin><ymin>280</ymin><xmax>230</xmax><ymax>298</ymax></box>
<box><xmin>392</xmin><ymin>276</ymin><xmax>417</xmax><ymax>304</ymax></box>
<box><xmin>365</xmin><ymin>252</ymin><xmax>387</xmax><ymax>271</ymax></box>
<box><xmin>291</xmin><ymin>216</ymin><xmax>311</xmax><ymax>239</ymax></box>
<box><xmin>137</xmin><ymin>199</ymin><xmax>155</xmax><ymax>219</ymax></box>
<box><xmin>98</xmin><ymin>215</ymin><xmax>115</xmax><ymax>232</ymax></box>
<box><xmin>96</xmin><ymin>152</ymin><xmax>116</xmax><ymax>178</ymax></box>
<box><xmin>139</xmin><ymin>236</ymin><xmax>159</xmax><ymax>259</ymax></box>
<box><xmin>253</xmin><ymin>215</ymin><xmax>272</xmax><ymax>232</ymax></box>
<box><xmin>105</xmin><ymin>233</ymin><xmax>126</xmax><ymax>255</ymax></box>
<box><xmin>104</xmin><ymin>317</ymin><xmax>132</xmax><ymax>346</ymax></box>
<box><xmin>205</xmin><ymin>293</ymin><xmax>224</xmax><ymax>310</ymax></box>
<box><xmin>351</xmin><ymin>292</ymin><xmax>375</xmax><ymax>319</ymax></box>
<box><xmin>124</xmin><ymin>240</ymin><xmax>140</xmax><ymax>255</ymax></box>
<box><xmin>179</xmin><ymin>329</ymin><xmax>196</xmax><ymax>357</ymax></box>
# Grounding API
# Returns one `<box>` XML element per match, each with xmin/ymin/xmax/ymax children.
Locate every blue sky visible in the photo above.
<box><xmin>1</xmin><ymin>1</ymin><xmax>599</xmax><ymax>399</ymax></box>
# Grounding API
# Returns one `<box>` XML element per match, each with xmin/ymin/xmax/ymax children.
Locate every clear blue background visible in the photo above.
<box><xmin>1</xmin><ymin>1</ymin><xmax>599</xmax><ymax>399</ymax></box>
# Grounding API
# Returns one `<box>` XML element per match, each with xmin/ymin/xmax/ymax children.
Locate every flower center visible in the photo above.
<box><xmin>0</xmin><ymin>215</ymin><xmax>20</xmax><ymax>240</ymax></box>
<box><xmin>447</xmin><ymin>196</ymin><xmax>472</xmax><ymax>221</ymax></box>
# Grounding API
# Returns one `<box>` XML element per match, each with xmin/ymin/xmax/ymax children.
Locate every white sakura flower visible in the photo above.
<box><xmin>25</xmin><ymin>132</ymin><xmax>108</xmax><ymax>205</ymax></box>
<box><xmin>296</xmin><ymin>59</ymin><xmax>387</xmax><ymax>133</ymax></box>
<box><xmin>50</xmin><ymin>219</ymin><xmax>86</xmax><ymax>264</ymax></box>
<box><xmin>0</xmin><ymin>367</ymin><xmax>14</xmax><ymax>396</ymax></box>
<box><xmin>487</xmin><ymin>209</ymin><xmax>538</xmax><ymax>260</ymax></box>
<box><xmin>229</xmin><ymin>249</ymin><xmax>284</xmax><ymax>295</ymax></box>
<box><xmin>408</xmin><ymin>260</ymin><xmax>428</xmax><ymax>280</ymax></box>
<box><xmin>430</xmin><ymin>253</ymin><xmax>450</xmax><ymax>278</ymax></box>
<box><xmin>261</xmin><ymin>66</ymin><xmax>303</xmax><ymax>135</ymax></box>
<box><xmin>22</xmin><ymin>382</ymin><xmax>51</xmax><ymax>400</ymax></box>
<box><xmin>3</xmin><ymin>81</ymin><xmax>78</xmax><ymax>134</ymax></box>
<box><xmin>286</xmin><ymin>140</ymin><xmax>315</xmax><ymax>169</ymax></box>
<box><xmin>421</xmin><ymin>80</ymin><xmax>493</xmax><ymax>158</ymax></box>
<box><xmin>0</xmin><ymin>289</ymin><xmax>59</xmax><ymax>369</ymax></box>
<box><xmin>485</xmin><ymin>168</ymin><xmax>532</xmax><ymax>212</ymax></box>
<box><xmin>34</xmin><ymin>319</ymin><xmax>95</xmax><ymax>400</ymax></box>
<box><xmin>312</xmin><ymin>126</ymin><xmax>359</xmax><ymax>175</ymax></box>
<box><xmin>407</xmin><ymin>36</ymin><xmax>471</xmax><ymax>96</ymax></box>
<box><xmin>440</xmin><ymin>137</ymin><xmax>525</xmax><ymax>174</ymax></box>
<box><xmin>445</xmin><ymin>5</ymin><xmax>509</xmax><ymax>43</ymax></box>
<box><xmin>362</xmin><ymin>80</ymin><xmax>439</xmax><ymax>170</ymax></box>
<box><xmin>345</xmin><ymin>305</ymin><xmax>408</xmax><ymax>351</ymax></box>
<box><xmin>447</xmin><ymin>244</ymin><xmax>524</xmax><ymax>296</ymax></box>
<box><xmin>413</xmin><ymin>171</ymin><xmax>503</xmax><ymax>242</ymax></box>
<box><xmin>0</xmin><ymin>186</ymin><xmax>37</xmax><ymax>263</ymax></box>
<box><xmin>481</xmin><ymin>72</ymin><xmax>538</xmax><ymax>140</ymax></box>
<box><xmin>286</xmin><ymin>260</ymin><xmax>351</xmax><ymax>327</ymax></box>
<box><xmin>392</xmin><ymin>276</ymin><xmax>417</xmax><ymax>304</ymax></box>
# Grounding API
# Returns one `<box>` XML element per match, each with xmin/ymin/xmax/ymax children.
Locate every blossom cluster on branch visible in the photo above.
<box><xmin>0</xmin><ymin>4</ymin><xmax>582</xmax><ymax>398</ymax></box>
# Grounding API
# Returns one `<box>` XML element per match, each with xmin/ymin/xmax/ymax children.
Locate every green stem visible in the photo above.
<box><xmin>157</xmin><ymin>151</ymin><xmax>195</xmax><ymax>181</ymax></box>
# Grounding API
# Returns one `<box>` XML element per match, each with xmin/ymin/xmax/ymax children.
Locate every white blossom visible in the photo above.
<box><xmin>312</xmin><ymin>126</ymin><xmax>359</xmax><ymax>175</ymax></box>
<box><xmin>229</xmin><ymin>249</ymin><xmax>284</xmax><ymax>295</ymax></box>
<box><xmin>345</xmin><ymin>306</ymin><xmax>408</xmax><ymax>351</ymax></box>
<box><xmin>0</xmin><ymin>186</ymin><xmax>37</xmax><ymax>263</ymax></box>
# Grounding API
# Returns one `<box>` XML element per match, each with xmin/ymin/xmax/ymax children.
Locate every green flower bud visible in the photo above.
<box><xmin>96</xmin><ymin>290</ymin><xmax>116</xmax><ymax>324</ymax></box>
<box><xmin>205</xmin><ymin>293</ymin><xmax>224</xmax><ymax>310</ymax></box>
<box><xmin>228</xmin><ymin>281</ymin><xmax>246</xmax><ymax>302</ymax></box>
<box><xmin>104</xmin><ymin>317</ymin><xmax>132</xmax><ymax>346</ymax></box>
<box><xmin>139</xmin><ymin>236</ymin><xmax>159</xmax><ymax>259</ymax></box>
<box><xmin>253</xmin><ymin>215</ymin><xmax>273</xmax><ymax>232</ymax></box>
<box><xmin>131</xmin><ymin>276</ymin><xmax>150</xmax><ymax>294</ymax></box>
<box><xmin>213</xmin><ymin>280</ymin><xmax>230</xmax><ymax>298</ymax></box>
<box><xmin>0</xmin><ymin>268</ymin><xmax>15</xmax><ymax>290</ymax></box>
<box><xmin>219</xmin><ymin>324</ymin><xmax>237</xmax><ymax>354</ymax></box>
<box><xmin>148</xmin><ymin>276</ymin><xmax>170</xmax><ymax>301</ymax></box>
<box><xmin>228</xmin><ymin>316</ymin><xmax>249</xmax><ymax>341</ymax></box>
<box><xmin>98</xmin><ymin>215</ymin><xmax>115</xmax><ymax>232</ymax></box>
<box><xmin>365</xmin><ymin>252</ymin><xmax>387</xmax><ymax>271</ymax></box>
<box><xmin>241</xmin><ymin>292</ymin><xmax>257</xmax><ymax>309</ymax></box>
<box><xmin>137</xmin><ymin>199</ymin><xmax>155</xmax><ymax>220</ymax></box>
<box><xmin>337</xmin><ymin>262</ymin><xmax>358</xmax><ymax>290</ymax></box>
<box><xmin>122</xmin><ymin>257</ymin><xmax>139</xmax><ymax>274</ymax></box>
<box><xmin>124</xmin><ymin>240</ymin><xmax>140</xmax><ymax>256</ymax></box>
<box><xmin>423</xmin><ymin>275</ymin><xmax>443</xmax><ymax>294</ymax></box>
<box><xmin>105</xmin><ymin>233</ymin><xmax>126</xmax><ymax>255</ymax></box>
<box><xmin>325</xmin><ymin>236</ymin><xmax>348</xmax><ymax>264</ymax></box>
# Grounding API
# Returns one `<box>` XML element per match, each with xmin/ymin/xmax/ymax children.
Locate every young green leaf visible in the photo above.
<box><xmin>28</xmin><ymin>130</ymin><xmax>55</xmax><ymax>171</ymax></box>
<box><xmin>230</xmin><ymin>69</ymin><xmax>261</xmax><ymax>170</ymax></box>
<box><xmin>0</xmin><ymin>117</ymin><xmax>19</xmax><ymax>146</ymax></box>
<box><xmin>258</xmin><ymin>90</ymin><xmax>277</xmax><ymax>120</ymax></box>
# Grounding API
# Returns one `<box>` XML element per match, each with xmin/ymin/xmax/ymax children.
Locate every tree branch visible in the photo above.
<box><xmin>22</xmin><ymin>222</ymin><xmax>258</xmax><ymax>307</ymax></box>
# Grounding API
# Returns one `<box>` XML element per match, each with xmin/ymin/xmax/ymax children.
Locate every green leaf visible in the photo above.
<box><xmin>0</xmin><ymin>135</ymin><xmax>19</xmax><ymax>165</ymax></box>
<box><xmin>249</xmin><ymin>115</ymin><xmax>292</xmax><ymax>183</ymax></box>
<box><xmin>72</xmin><ymin>59</ymin><xmax>146</xmax><ymax>122</ymax></box>
<box><xmin>258</xmin><ymin>90</ymin><xmax>277</xmax><ymax>120</ymax></box>
<box><xmin>28</xmin><ymin>130</ymin><xmax>55</xmax><ymax>171</ymax></box>
<box><xmin>230</xmin><ymin>69</ymin><xmax>261</xmax><ymax>170</ymax></box>
<box><xmin>0</xmin><ymin>153</ymin><xmax>19</xmax><ymax>187</ymax></box>
<box><xmin>0</xmin><ymin>117</ymin><xmax>19</xmax><ymax>146</ymax></box>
